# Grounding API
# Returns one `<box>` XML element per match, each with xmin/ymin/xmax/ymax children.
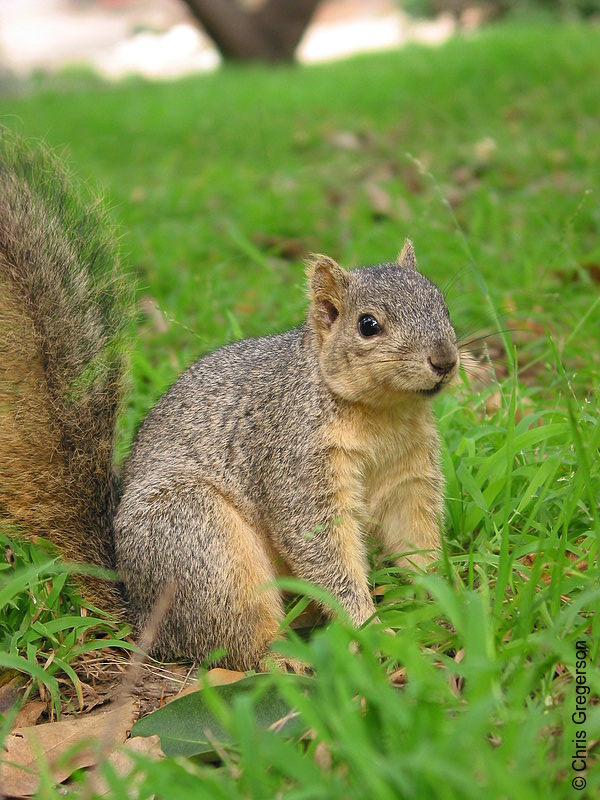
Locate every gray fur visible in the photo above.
<box><xmin>115</xmin><ymin>256</ymin><xmax>458</xmax><ymax>668</ymax></box>
<box><xmin>115</xmin><ymin>327</ymin><xmax>345</xmax><ymax>666</ymax></box>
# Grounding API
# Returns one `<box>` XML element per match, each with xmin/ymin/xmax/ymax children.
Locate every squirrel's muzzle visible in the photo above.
<box><xmin>427</xmin><ymin>341</ymin><xmax>458</xmax><ymax>377</ymax></box>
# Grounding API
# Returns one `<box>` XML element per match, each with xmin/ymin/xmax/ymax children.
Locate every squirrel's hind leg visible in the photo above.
<box><xmin>114</xmin><ymin>481</ymin><xmax>284</xmax><ymax>671</ymax></box>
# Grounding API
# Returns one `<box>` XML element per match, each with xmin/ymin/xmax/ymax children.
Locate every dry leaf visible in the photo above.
<box><xmin>452</xmin><ymin>164</ymin><xmax>474</xmax><ymax>186</ymax></box>
<box><xmin>485</xmin><ymin>390</ymin><xmax>502</xmax><ymax>416</ymax></box>
<box><xmin>0</xmin><ymin>700</ymin><xmax>134</xmax><ymax>798</ymax></box>
<box><xmin>400</xmin><ymin>161</ymin><xmax>423</xmax><ymax>195</ymax></box>
<box><xmin>0</xmin><ymin>673</ymin><xmax>28</xmax><ymax>714</ymax></box>
<box><xmin>313</xmin><ymin>740</ymin><xmax>332</xmax><ymax>771</ymax></box>
<box><xmin>583</xmin><ymin>262</ymin><xmax>600</xmax><ymax>284</ymax></box>
<box><xmin>448</xmin><ymin>648</ymin><xmax>465</xmax><ymax>697</ymax></box>
<box><xmin>204</xmin><ymin>668</ymin><xmax>247</xmax><ymax>687</ymax></box>
<box><xmin>390</xmin><ymin>667</ymin><xmax>406</xmax><ymax>687</ymax></box>
<box><xmin>328</xmin><ymin>130</ymin><xmax>361</xmax><ymax>151</ymax></box>
<box><xmin>365</xmin><ymin>183</ymin><xmax>394</xmax><ymax>219</ymax></box>
<box><xmin>168</xmin><ymin>667</ymin><xmax>246</xmax><ymax>702</ymax></box>
<box><xmin>252</xmin><ymin>233</ymin><xmax>306</xmax><ymax>260</ymax></box>
<box><xmin>13</xmin><ymin>701</ymin><xmax>46</xmax><ymax>730</ymax></box>
<box><xmin>474</xmin><ymin>136</ymin><xmax>497</xmax><ymax>165</ymax></box>
<box><xmin>89</xmin><ymin>735</ymin><xmax>165</xmax><ymax>797</ymax></box>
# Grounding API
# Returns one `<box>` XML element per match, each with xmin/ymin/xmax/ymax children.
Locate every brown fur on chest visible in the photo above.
<box><xmin>323</xmin><ymin>401</ymin><xmax>440</xmax><ymax>527</ymax></box>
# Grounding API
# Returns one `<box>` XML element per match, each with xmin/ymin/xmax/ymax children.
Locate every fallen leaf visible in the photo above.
<box><xmin>204</xmin><ymin>668</ymin><xmax>247</xmax><ymax>687</ymax></box>
<box><xmin>13</xmin><ymin>701</ymin><xmax>45</xmax><ymax>729</ymax></box>
<box><xmin>452</xmin><ymin>164</ymin><xmax>474</xmax><ymax>186</ymax></box>
<box><xmin>313</xmin><ymin>740</ymin><xmax>332</xmax><ymax>771</ymax></box>
<box><xmin>131</xmin><ymin>673</ymin><xmax>312</xmax><ymax>759</ymax></box>
<box><xmin>324</xmin><ymin>185</ymin><xmax>346</xmax><ymax>208</ymax></box>
<box><xmin>0</xmin><ymin>672</ymin><xmax>28</xmax><ymax>714</ymax></box>
<box><xmin>0</xmin><ymin>700</ymin><xmax>134</xmax><ymax>797</ymax></box>
<box><xmin>582</xmin><ymin>262</ymin><xmax>600</xmax><ymax>284</ymax></box>
<box><xmin>474</xmin><ymin>136</ymin><xmax>497</xmax><ymax>165</ymax></box>
<box><xmin>89</xmin><ymin>735</ymin><xmax>165</xmax><ymax>797</ymax></box>
<box><xmin>168</xmin><ymin>667</ymin><xmax>246</xmax><ymax>702</ymax></box>
<box><xmin>365</xmin><ymin>182</ymin><xmax>394</xmax><ymax>219</ymax></box>
<box><xmin>485</xmin><ymin>390</ymin><xmax>502</xmax><ymax>416</ymax></box>
<box><xmin>400</xmin><ymin>161</ymin><xmax>424</xmax><ymax>195</ymax></box>
<box><xmin>252</xmin><ymin>233</ymin><xmax>306</xmax><ymax>260</ymax></box>
<box><xmin>328</xmin><ymin>130</ymin><xmax>361</xmax><ymax>151</ymax></box>
<box><xmin>389</xmin><ymin>668</ymin><xmax>406</xmax><ymax>687</ymax></box>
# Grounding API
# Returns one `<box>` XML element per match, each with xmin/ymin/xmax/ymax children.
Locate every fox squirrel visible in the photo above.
<box><xmin>0</xmin><ymin>136</ymin><xmax>459</xmax><ymax>670</ymax></box>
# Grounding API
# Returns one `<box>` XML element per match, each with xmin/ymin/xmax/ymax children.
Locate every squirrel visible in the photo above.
<box><xmin>0</xmin><ymin>135</ymin><xmax>459</xmax><ymax>671</ymax></box>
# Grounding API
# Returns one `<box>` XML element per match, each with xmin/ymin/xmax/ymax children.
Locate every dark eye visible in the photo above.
<box><xmin>358</xmin><ymin>314</ymin><xmax>382</xmax><ymax>337</ymax></box>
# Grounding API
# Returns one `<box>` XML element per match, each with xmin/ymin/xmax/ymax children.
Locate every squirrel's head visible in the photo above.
<box><xmin>306</xmin><ymin>240</ymin><xmax>459</xmax><ymax>407</ymax></box>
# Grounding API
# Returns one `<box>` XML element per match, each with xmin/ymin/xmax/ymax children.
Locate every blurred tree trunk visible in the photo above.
<box><xmin>180</xmin><ymin>0</ymin><xmax>322</xmax><ymax>62</ymax></box>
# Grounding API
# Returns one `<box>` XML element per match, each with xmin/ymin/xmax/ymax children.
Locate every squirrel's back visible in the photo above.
<box><xmin>123</xmin><ymin>325</ymin><xmax>331</xmax><ymax>492</ymax></box>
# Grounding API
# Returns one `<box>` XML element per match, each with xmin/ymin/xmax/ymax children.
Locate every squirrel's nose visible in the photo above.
<box><xmin>428</xmin><ymin>343</ymin><xmax>457</xmax><ymax>376</ymax></box>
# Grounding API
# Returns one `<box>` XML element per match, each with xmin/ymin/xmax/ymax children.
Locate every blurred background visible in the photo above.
<box><xmin>2</xmin><ymin>0</ymin><xmax>598</xmax><ymax>80</ymax></box>
<box><xmin>1</xmin><ymin>0</ymin><xmax>483</xmax><ymax>80</ymax></box>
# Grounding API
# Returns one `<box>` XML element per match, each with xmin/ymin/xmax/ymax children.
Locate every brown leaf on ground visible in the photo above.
<box><xmin>553</xmin><ymin>262</ymin><xmax>600</xmax><ymax>285</ymax></box>
<box><xmin>313</xmin><ymin>740</ymin><xmax>332</xmax><ymax>771</ymax></box>
<box><xmin>474</xmin><ymin>136</ymin><xmax>497</xmax><ymax>166</ymax></box>
<box><xmin>0</xmin><ymin>672</ymin><xmax>28</xmax><ymax>713</ymax></box>
<box><xmin>252</xmin><ymin>233</ymin><xmax>306</xmax><ymax>260</ymax></box>
<box><xmin>170</xmin><ymin>667</ymin><xmax>245</xmax><ymax>702</ymax></box>
<box><xmin>204</xmin><ymin>668</ymin><xmax>247</xmax><ymax>687</ymax></box>
<box><xmin>365</xmin><ymin>182</ymin><xmax>394</xmax><ymax>219</ymax></box>
<box><xmin>582</xmin><ymin>262</ymin><xmax>600</xmax><ymax>284</ymax></box>
<box><xmin>13</xmin><ymin>700</ymin><xmax>46</xmax><ymax>729</ymax></box>
<box><xmin>448</xmin><ymin>648</ymin><xmax>465</xmax><ymax>697</ymax></box>
<box><xmin>88</xmin><ymin>735</ymin><xmax>165</xmax><ymax>798</ymax></box>
<box><xmin>0</xmin><ymin>700</ymin><xmax>134</xmax><ymax>798</ymax></box>
<box><xmin>389</xmin><ymin>667</ymin><xmax>406</xmax><ymax>687</ymax></box>
<box><xmin>327</xmin><ymin>130</ymin><xmax>361</xmax><ymax>151</ymax></box>
<box><xmin>516</xmin><ymin>553</ymin><xmax>552</xmax><ymax>585</ymax></box>
<box><xmin>484</xmin><ymin>389</ymin><xmax>502</xmax><ymax>416</ymax></box>
<box><xmin>400</xmin><ymin>161</ymin><xmax>423</xmax><ymax>195</ymax></box>
<box><xmin>60</xmin><ymin>650</ymin><xmax>199</xmax><ymax>719</ymax></box>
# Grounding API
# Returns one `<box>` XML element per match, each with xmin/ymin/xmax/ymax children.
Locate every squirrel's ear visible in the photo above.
<box><xmin>397</xmin><ymin>238</ymin><xmax>418</xmax><ymax>271</ymax></box>
<box><xmin>306</xmin><ymin>254</ymin><xmax>350</xmax><ymax>330</ymax></box>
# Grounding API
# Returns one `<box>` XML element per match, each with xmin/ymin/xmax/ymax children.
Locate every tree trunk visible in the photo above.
<box><xmin>180</xmin><ymin>0</ymin><xmax>322</xmax><ymax>62</ymax></box>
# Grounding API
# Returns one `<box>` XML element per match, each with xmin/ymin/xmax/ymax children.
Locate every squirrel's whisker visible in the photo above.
<box><xmin>456</xmin><ymin>327</ymin><xmax>519</xmax><ymax>348</ymax></box>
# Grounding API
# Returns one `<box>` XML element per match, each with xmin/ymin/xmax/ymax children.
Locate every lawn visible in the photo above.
<box><xmin>0</xmin><ymin>19</ymin><xmax>598</xmax><ymax>799</ymax></box>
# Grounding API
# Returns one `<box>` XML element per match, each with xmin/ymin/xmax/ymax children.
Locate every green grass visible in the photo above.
<box><xmin>0</xmin><ymin>19</ymin><xmax>599</xmax><ymax>799</ymax></box>
<box><xmin>0</xmin><ymin>532</ymin><xmax>134</xmax><ymax>727</ymax></box>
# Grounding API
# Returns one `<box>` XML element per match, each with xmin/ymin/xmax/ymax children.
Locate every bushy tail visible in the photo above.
<box><xmin>0</xmin><ymin>132</ymin><xmax>130</xmax><ymax>613</ymax></box>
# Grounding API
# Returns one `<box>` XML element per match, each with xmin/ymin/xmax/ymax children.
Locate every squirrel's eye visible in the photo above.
<box><xmin>358</xmin><ymin>314</ymin><xmax>382</xmax><ymax>337</ymax></box>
